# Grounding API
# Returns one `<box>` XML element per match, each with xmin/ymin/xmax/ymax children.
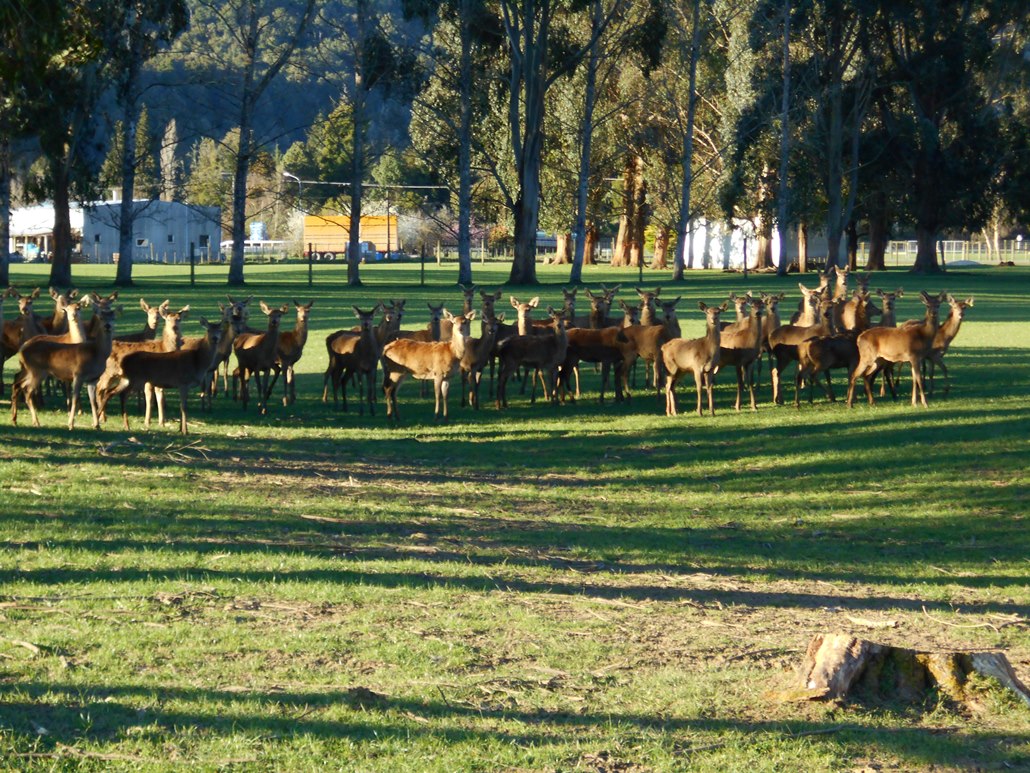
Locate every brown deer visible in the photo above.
<box><xmin>769</xmin><ymin>295</ymin><xmax>834</xmax><ymax>404</ymax></box>
<box><xmin>830</xmin><ymin>265</ymin><xmax>850</xmax><ymax>301</ymax></box>
<box><xmin>636</xmin><ymin>287</ymin><xmax>661</xmax><ymax>326</ymax></box>
<box><xmin>923</xmin><ymin>294</ymin><xmax>973</xmax><ymax>397</ymax></box>
<box><xmin>559</xmin><ymin>319</ymin><xmax>635</xmax><ymax>404</ymax></box>
<box><xmin>97</xmin><ymin>303</ymin><xmax>189</xmax><ymax>424</ymax></box>
<box><xmin>717</xmin><ymin>294</ymin><xmax>766</xmax><ymax>411</ymax></box>
<box><xmin>11</xmin><ymin>301</ymin><xmax>117</xmax><ymax>430</ymax></box>
<box><xmin>661</xmin><ymin>301</ymin><xmax>727</xmax><ymax>417</ymax></box>
<box><xmin>322</xmin><ymin>301</ymin><xmax>400</xmax><ymax>404</ymax></box>
<box><xmin>460</xmin><ymin>312</ymin><xmax>504</xmax><ymax>409</ymax></box>
<box><xmin>102</xmin><ymin>318</ymin><xmax>225</xmax><ymax>434</ymax></box>
<box><xmin>114</xmin><ymin>298</ymin><xmax>168</xmax><ymax>343</ymax></box>
<box><xmin>328</xmin><ymin>305</ymin><xmax>382</xmax><ymax>414</ymax></box>
<box><xmin>621</xmin><ymin>297</ymin><xmax>681</xmax><ymax>391</ymax></box>
<box><xmin>496</xmin><ymin>307</ymin><xmax>568</xmax><ymax>408</ymax></box>
<box><xmin>790</xmin><ymin>278</ymin><xmax>829</xmax><ymax>325</ymax></box>
<box><xmin>208</xmin><ymin>295</ymin><xmax>252</xmax><ymax>398</ymax></box>
<box><xmin>269</xmin><ymin>300</ymin><xmax>313</xmax><ymax>406</ymax></box>
<box><xmin>233</xmin><ymin>301</ymin><xmax>288</xmax><ymax>414</ymax></box>
<box><xmin>382</xmin><ymin>310</ymin><xmax>476</xmax><ymax>421</ymax></box>
<box><xmin>793</xmin><ymin>310</ymin><xmax>859</xmax><ymax>407</ymax></box>
<box><xmin>846</xmin><ymin>291</ymin><xmax>945</xmax><ymax>408</ymax></box>
<box><xmin>41</xmin><ymin>287</ymin><xmax>79</xmax><ymax>335</ymax></box>
<box><xmin>1</xmin><ymin>288</ymin><xmax>45</xmax><ymax>395</ymax></box>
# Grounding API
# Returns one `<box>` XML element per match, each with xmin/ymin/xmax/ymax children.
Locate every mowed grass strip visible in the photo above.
<box><xmin>0</xmin><ymin>263</ymin><xmax>1028</xmax><ymax>771</ymax></box>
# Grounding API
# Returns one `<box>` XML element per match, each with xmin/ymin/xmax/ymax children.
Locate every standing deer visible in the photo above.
<box><xmin>233</xmin><ymin>301</ymin><xmax>287</xmax><ymax>414</ymax></box>
<box><xmin>1</xmin><ymin>288</ymin><xmax>45</xmax><ymax>395</ymax></box>
<box><xmin>769</xmin><ymin>296</ymin><xmax>833</xmax><ymax>404</ymax></box>
<box><xmin>662</xmin><ymin>301</ymin><xmax>727</xmax><ymax>417</ymax></box>
<box><xmin>270</xmin><ymin>300</ymin><xmax>314</xmax><ymax>406</ymax></box>
<box><xmin>621</xmin><ymin>297</ymin><xmax>681</xmax><ymax>391</ymax></box>
<box><xmin>923</xmin><ymin>294</ymin><xmax>973</xmax><ymax>397</ymax></box>
<box><xmin>328</xmin><ymin>305</ymin><xmax>382</xmax><ymax>415</ymax></box>
<box><xmin>636</xmin><ymin>287</ymin><xmax>661</xmax><ymax>326</ymax></box>
<box><xmin>717</xmin><ymin>294</ymin><xmax>766</xmax><ymax>411</ymax></box>
<box><xmin>846</xmin><ymin>291</ymin><xmax>945</xmax><ymax>408</ymax></box>
<box><xmin>114</xmin><ymin>298</ymin><xmax>168</xmax><ymax>343</ymax></box>
<box><xmin>103</xmin><ymin>318</ymin><xmax>225</xmax><ymax>434</ymax></box>
<box><xmin>382</xmin><ymin>310</ymin><xmax>476</xmax><ymax>421</ymax></box>
<box><xmin>208</xmin><ymin>295</ymin><xmax>251</xmax><ymax>398</ymax></box>
<box><xmin>497</xmin><ymin>307</ymin><xmax>568</xmax><ymax>408</ymax></box>
<box><xmin>460</xmin><ymin>312</ymin><xmax>503</xmax><ymax>409</ymax></box>
<box><xmin>11</xmin><ymin>301</ymin><xmax>117</xmax><ymax>430</ymax></box>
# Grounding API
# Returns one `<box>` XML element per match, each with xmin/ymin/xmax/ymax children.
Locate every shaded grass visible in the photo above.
<box><xmin>0</xmin><ymin>265</ymin><xmax>1028</xmax><ymax>770</ymax></box>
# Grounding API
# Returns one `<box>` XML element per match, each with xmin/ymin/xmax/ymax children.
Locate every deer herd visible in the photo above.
<box><xmin>0</xmin><ymin>266</ymin><xmax>973</xmax><ymax>433</ymax></box>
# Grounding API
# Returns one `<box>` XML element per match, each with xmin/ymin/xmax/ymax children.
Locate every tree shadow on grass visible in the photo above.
<box><xmin>0</xmin><ymin>680</ymin><xmax>1025</xmax><ymax>768</ymax></box>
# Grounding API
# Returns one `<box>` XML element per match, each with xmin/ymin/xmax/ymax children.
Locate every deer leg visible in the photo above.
<box><xmin>67</xmin><ymin>376</ymin><xmax>81</xmax><ymax>430</ymax></box>
<box><xmin>87</xmin><ymin>383</ymin><xmax>99</xmax><ymax>429</ymax></box>
<box><xmin>179</xmin><ymin>385</ymin><xmax>189</xmax><ymax>434</ymax></box>
<box><xmin>439</xmin><ymin>377</ymin><xmax>449</xmax><ymax>421</ymax></box>
<box><xmin>936</xmin><ymin>356</ymin><xmax>950</xmax><ymax>397</ymax></box>
<box><xmin>694</xmin><ymin>371</ymin><xmax>704</xmax><ymax>416</ymax></box>
<box><xmin>794</xmin><ymin>366</ymin><xmax>803</xmax><ymax>408</ymax></box>
<box><xmin>664</xmin><ymin>374</ymin><xmax>676</xmax><ymax>416</ymax></box>
<box><xmin>911</xmin><ymin>358</ymin><xmax>927</xmax><ymax>407</ymax></box>
<box><xmin>144</xmin><ymin>383</ymin><xmax>155</xmax><ymax>429</ymax></box>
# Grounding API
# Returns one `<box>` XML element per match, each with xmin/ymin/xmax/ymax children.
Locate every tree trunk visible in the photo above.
<box><xmin>913</xmin><ymin>226</ymin><xmax>940</xmax><ymax>273</ymax></box>
<box><xmin>612</xmin><ymin>214</ymin><xmax>629</xmax><ymax>267</ymax></box>
<box><xmin>570</xmin><ymin>0</ymin><xmax>601</xmax><ymax>286</ymax></box>
<box><xmin>775</xmin><ymin>0</ymin><xmax>791</xmax><ymax>277</ymax></box>
<box><xmin>628</xmin><ymin>155</ymin><xmax>646</xmax><ymax>267</ymax></box>
<box><xmin>825</xmin><ymin>79</ymin><xmax>844</xmax><ymax>270</ymax></box>
<box><xmin>554</xmin><ymin>232</ymin><xmax>571</xmax><ymax>264</ymax></box>
<box><xmin>650</xmin><ymin>227</ymin><xmax>669</xmax><ymax>269</ymax></box>
<box><xmin>115</xmin><ymin>77</ymin><xmax>140</xmax><ymax>287</ymax></box>
<box><xmin>49</xmin><ymin>156</ymin><xmax>73</xmax><ymax>288</ymax></box>
<box><xmin>348</xmin><ymin>112</ymin><xmax>365</xmax><ymax>286</ymax></box>
<box><xmin>456</xmin><ymin>0</ymin><xmax>474</xmax><ymax>287</ymax></box>
<box><xmin>797</xmin><ymin>222</ymin><xmax>808</xmax><ymax>273</ymax></box>
<box><xmin>583</xmin><ymin>224</ymin><xmax>597</xmax><ymax>265</ymax></box>
<box><xmin>866</xmin><ymin>192</ymin><xmax>888</xmax><ymax>271</ymax></box>
<box><xmin>846</xmin><ymin>221</ymin><xmax>858</xmax><ymax>270</ymax></box>
<box><xmin>0</xmin><ymin>137</ymin><xmax>10</xmax><ymax>288</ymax></box>
<box><xmin>757</xmin><ymin>215</ymin><xmax>774</xmax><ymax>268</ymax></box>
<box><xmin>611</xmin><ymin>154</ymin><xmax>634</xmax><ymax>267</ymax></box>
<box><xmin>673</xmin><ymin>0</ymin><xmax>703</xmax><ymax>282</ymax></box>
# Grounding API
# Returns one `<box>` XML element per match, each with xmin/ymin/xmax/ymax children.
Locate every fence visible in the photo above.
<box><xmin>857</xmin><ymin>240</ymin><xmax>1030</xmax><ymax>267</ymax></box>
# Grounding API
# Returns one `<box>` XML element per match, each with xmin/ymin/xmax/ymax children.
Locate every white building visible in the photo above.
<box><xmin>9</xmin><ymin>199</ymin><xmax>221</xmax><ymax>264</ymax></box>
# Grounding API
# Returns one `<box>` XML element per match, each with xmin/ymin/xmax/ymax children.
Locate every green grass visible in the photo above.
<box><xmin>0</xmin><ymin>262</ymin><xmax>1028</xmax><ymax>771</ymax></box>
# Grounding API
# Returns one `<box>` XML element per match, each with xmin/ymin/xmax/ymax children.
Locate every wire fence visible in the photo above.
<box><xmin>859</xmin><ymin>240</ymin><xmax>1030</xmax><ymax>267</ymax></box>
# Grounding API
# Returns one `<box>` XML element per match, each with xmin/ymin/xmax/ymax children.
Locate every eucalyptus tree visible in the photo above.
<box><xmin>180</xmin><ymin>0</ymin><xmax>317</xmax><ymax>286</ymax></box>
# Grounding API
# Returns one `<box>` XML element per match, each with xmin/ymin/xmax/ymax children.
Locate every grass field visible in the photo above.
<box><xmin>0</xmin><ymin>261</ymin><xmax>1028</xmax><ymax>771</ymax></box>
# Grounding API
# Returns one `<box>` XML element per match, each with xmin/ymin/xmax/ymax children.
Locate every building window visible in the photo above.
<box><xmin>94</xmin><ymin>234</ymin><xmax>101</xmax><ymax>243</ymax></box>
<box><xmin>199</xmin><ymin>234</ymin><xmax>209</xmax><ymax>247</ymax></box>
<box><xmin>136</xmin><ymin>238</ymin><xmax>148</xmax><ymax>247</ymax></box>
<box><xmin>167</xmin><ymin>234</ymin><xmax>174</xmax><ymax>244</ymax></box>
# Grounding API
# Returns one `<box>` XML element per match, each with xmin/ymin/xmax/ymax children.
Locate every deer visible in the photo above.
<box><xmin>83</xmin><ymin>290</ymin><xmax>120</xmax><ymax>339</ymax></box>
<box><xmin>846</xmin><ymin>291</ymin><xmax>945</xmax><ymax>408</ymax></box>
<box><xmin>460</xmin><ymin>312</ymin><xmax>504</xmax><ymax>409</ymax></box>
<box><xmin>381</xmin><ymin>309</ymin><xmax>476</xmax><ymax>421</ymax></box>
<box><xmin>437</xmin><ymin>285</ymin><xmax>479</xmax><ymax>341</ymax></box>
<box><xmin>327</xmin><ymin>305</ymin><xmax>382</xmax><ymax>415</ymax></box>
<box><xmin>96</xmin><ymin>303</ymin><xmax>189</xmax><ymax>424</ymax></box>
<box><xmin>233</xmin><ymin>301</ymin><xmax>287</xmax><ymax>414</ymax></box>
<box><xmin>11</xmin><ymin>300</ymin><xmax>117</xmax><ymax>430</ymax></box>
<box><xmin>721</xmin><ymin>292</ymin><xmax>752</xmax><ymax>329</ymax></box>
<box><xmin>102</xmin><ymin>318</ymin><xmax>225</xmax><ymax>434</ymax></box>
<box><xmin>41</xmin><ymin>287</ymin><xmax>79</xmax><ymax>335</ymax></box>
<box><xmin>717</xmin><ymin>294</ymin><xmax>766</xmax><ymax>411</ymax></box>
<box><xmin>790</xmin><ymin>277</ymin><xmax>829</xmax><ymax>324</ymax></box>
<box><xmin>620</xmin><ymin>297</ymin><xmax>681</xmax><ymax>391</ymax></box>
<box><xmin>114</xmin><ymin>298</ymin><xmax>168</xmax><ymax>343</ymax></box>
<box><xmin>768</xmin><ymin>295</ymin><xmax>834</xmax><ymax>404</ymax></box>
<box><xmin>496</xmin><ymin>307</ymin><xmax>568</xmax><ymax>408</ymax></box>
<box><xmin>208</xmin><ymin>295</ymin><xmax>251</xmax><ymax>399</ymax></box>
<box><xmin>559</xmin><ymin>319</ymin><xmax>635</xmax><ymax>404</ymax></box>
<box><xmin>793</xmin><ymin>309</ymin><xmax>859</xmax><ymax>407</ymax></box>
<box><xmin>266</xmin><ymin>300</ymin><xmax>313</xmax><ymax>406</ymax></box>
<box><xmin>661</xmin><ymin>301</ymin><xmax>728</xmax><ymax>417</ymax></box>
<box><xmin>323</xmin><ymin>301</ymin><xmax>400</xmax><ymax>404</ymax></box>
<box><xmin>922</xmin><ymin>294</ymin><xmax>974</xmax><ymax>397</ymax></box>
<box><xmin>636</xmin><ymin>287</ymin><xmax>661</xmax><ymax>326</ymax></box>
<box><xmin>830</xmin><ymin>265</ymin><xmax>850</xmax><ymax>301</ymax></box>
<box><xmin>1</xmin><ymin>288</ymin><xmax>45</xmax><ymax>395</ymax></box>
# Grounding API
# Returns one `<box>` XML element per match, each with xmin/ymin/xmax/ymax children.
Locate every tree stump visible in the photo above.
<box><xmin>790</xmin><ymin>633</ymin><xmax>1030</xmax><ymax>707</ymax></box>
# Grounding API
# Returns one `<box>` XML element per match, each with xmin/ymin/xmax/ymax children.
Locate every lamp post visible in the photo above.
<box><xmin>283</xmin><ymin>171</ymin><xmax>309</xmax><ymax>285</ymax></box>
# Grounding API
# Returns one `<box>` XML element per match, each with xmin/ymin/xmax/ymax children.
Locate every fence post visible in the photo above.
<box><xmin>420</xmin><ymin>244</ymin><xmax>426</xmax><ymax>286</ymax></box>
<box><xmin>190</xmin><ymin>242</ymin><xmax>195</xmax><ymax>287</ymax></box>
<box><xmin>308</xmin><ymin>242</ymin><xmax>313</xmax><ymax>288</ymax></box>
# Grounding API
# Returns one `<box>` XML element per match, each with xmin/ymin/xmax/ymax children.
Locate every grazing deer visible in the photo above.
<box><xmin>114</xmin><ymin>298</ymin><xmax>167</xmax><ymax>343</ymax></box>
<box><xmin>103</xmin><ymin>318</ymin><xmax>225</xmax><ymax>434</ymax></box>
<box><xmin>269</xmin><ymin>300</ymin><xmax>314</xmax><ymax>406</ymax></box>
<box><xmin>846</xmin><ymin>291</ymin><xmax>945</xmax><ymax>408</ymax></box>
<box><xmin>662</xmin><ymin>301</ymin><xmax>727</xmax><ymax>417</ymax></box>
<box><xmin>460</xmin><ymin>312</ymin><xmax>504</xmax><ymax>409</ymax></box>
<box><xmin>97</xmin><ymin>303</ymin><xmax>189</xmax><ymax>424</ymax></box>
<box><xmin>11</xmin><ymin>300</ymin><xmax>117</xmax><ymax>430</ymax></box>
<box><xmin>328</xmin><ymin>305</ymin><xmax>382</xmax><ymax>414</ymax></box>
<box><xmin>382</xmin><ymin>310</ymin><xmax>476</xmax><ymax>421</ymax></box>
<box><xmin>496</xmin><ymin>307</ymin><xmax>568</xmax><ymax>408</ymax></box>
<box><xmin>233</xmin><ymin>301</ymin><xmax>288</xmax><ymax>414</ymax></box>
<box><xmin>923</xmin><ymin>294</ymin><xmax>973</xmax><ymax>397</ymax></box>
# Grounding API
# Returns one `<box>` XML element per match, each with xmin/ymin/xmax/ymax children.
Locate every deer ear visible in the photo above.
<box><xmin>139</xmin><ymin>298</ymin><xmax>149</xmax><ymax>311</ymax></box>
<box><xmin>798</xmin><ymin>282</ymin><xmax>808</xmax><ymax>293</ymax></box>
<box><xmin>496</xmin><ymin>312</ymin><xmax>505</xmax><ymax>321</ymax></box>
<box><xmin>443</xmin><ymin>310</ymin><xmax>455</xmax><ymax>321</ymax></box>
<box><xmin>697</xmin><ymin>301</ymin><xmax>707</xmax><ymax>311</ymax></box>
<box><xmin>528</xmin><ymin>296</ymin><xmax>539</xmax><ymax>307</ymax></box>
<box><xmin>895</xmin><ymin>288</ymin><xmax>904</xmax><ymax>297</ymax></box>
<box><xmin>719</xmin><ymin>301</ymin><xmax>729</xmax><ymax>311</ymax></box>
<box><xmin>179</xmin><ymin>305</ymin><xmax>190</xmax><ymax>316</ymax></box>
<box><xmin>965</xmin><ymin>297</ymin><xmax>974</xmax><ymax>306</ymax></box>
<box><xmin>31</xmin><ymin>288</ymin><xmax>40</xmax><ymax>299</ymax></box>
<box><xmin>280</xmin><ymin>304</ymin><xmax>289</xmax><ymax>313</ymax></box>
<box><xmin>670</xmin><ymin>296</ymin><xmax>681</xmax><ymax>306</ymax></box>
<box><xmin>467</xmin><ymin>311</ymin><xmax>476</xmax><ymax>321</ymax></box>
<box><xmin>509</xmin><ymin>297</ymin><xmax>519</xmax><ymax>308</ymax></box>
<box><xmin>198</xmin><ymin>317</ymin><xmax>209</xmax><ymax>327</ymax></box>
<box><xmin>260</xmin><ymin>300</ymin><xmax>271</xmax><ymax>314</ymax></box>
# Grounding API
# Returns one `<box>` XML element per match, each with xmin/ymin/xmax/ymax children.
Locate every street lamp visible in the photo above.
<box><xmin>282</xmin><ymin>171</ymin><xmax>302</xmax><ymax>203</ymax></box>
